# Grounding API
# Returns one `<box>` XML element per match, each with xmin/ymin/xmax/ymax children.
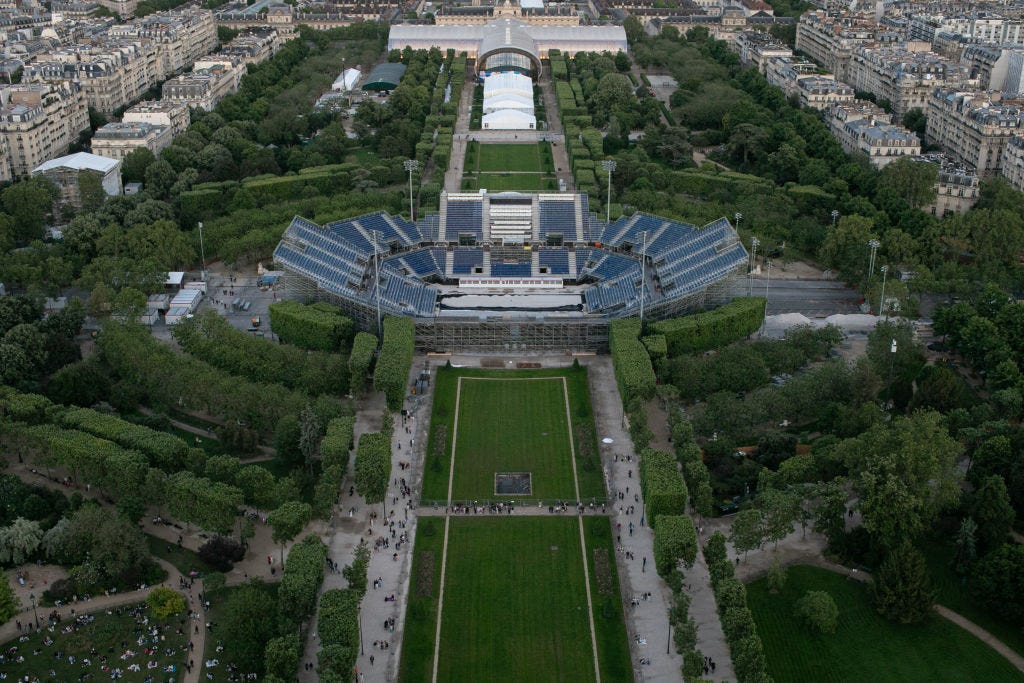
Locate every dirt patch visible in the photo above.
<box><xmin>644</xmin><ymin>400</ymin><xmax>673</xmax><ymax>452</ymax></box>
<box><xmin>415</xmin><ymin>551</ymin><xmax>435</xmax><ymax>598</ymax></box>
<box><xmin>593</xmin><ymin>548</ymin><xmax>613</xmax><ymax>595</ymax></box>
<box><xmin>516</xmin><ymin>362</ymin><xmax>542</xmax><ymax>368</ymax></box>
<box><xmin>481</xmin><ymin>358</ymin><xmax>506</xmax><ymax>368</ymax></box>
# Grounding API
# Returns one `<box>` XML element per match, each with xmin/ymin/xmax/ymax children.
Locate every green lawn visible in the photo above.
<box><xmin>476</xmin><ymin>143</ymin><xmax>543</xmax><ymax>172</ymax></box>
<box><xmin>583</xmin><ymin>516</ymin><xmax>632</xmax><ymax>681</ymax></box>
<box><xmin>146</xmin><ymin>533</ymin><xmax>218</xmax><ymax>577</ymax></box>
<box><xmin>452</xmin><ymin>376</ymin><xmax>575</xmax><ymax>500</ymax></box>
<box><xmin>398</xmin><ymin>517</ymin><xmax>446</xmax><ymax>683</ymax></box>
<box><xmin>747</xmin><ymin>565</ymin><xmax>1024</xmax><ymax>683</ymax></box>
<box><xmin>471</xmin><ymin>173</ymin><xmax>557</xmax><ymax>192</ymax></box>
<box><xmin>920</xmin><ymin>536</ymin><xmax>1024</xmax><ymax>657</ymax></box>
<box><xmin>421</xmin><ymin>366</ymin><xmax>605</xmax><ymax>503</ymax></box>
<box><xmin>437</xmin><ymin>517</ymin><xmax>598</xmax><ymax>683</ymax></box>
<box><xmin>0</xmin><ymin>601</ymin><xmax>189</xmax><ymax>682</ymax></box>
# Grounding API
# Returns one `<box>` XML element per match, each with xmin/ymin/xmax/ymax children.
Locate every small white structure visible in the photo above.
<box><xmin>483</xmin><ymin>71</ymin><xmax>532</xmax><ymax>99</ymax></box>
<box><xmin>332</xmin><ymin>68</ymin><xmax>361</xmax><ymax>92</ymax></box>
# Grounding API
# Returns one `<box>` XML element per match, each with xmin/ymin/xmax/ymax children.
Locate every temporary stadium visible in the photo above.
<box><xmin>272</xmin><ymin>191</ymin><xmax>748</xmax><ymax>352</ymax></box>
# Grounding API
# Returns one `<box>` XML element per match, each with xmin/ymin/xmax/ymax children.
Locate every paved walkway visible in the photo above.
<box><xmin>584</xmin><ymin>357</ymin><xmax>686</xmax><ymax>682</ymax></box>
<box><xmin>538</xmin><ymin>66</ymin><xmax>574</xmax><ymax>192</ymax></box>
<box><xmin>934</xmin><ymin>606</ymin><xmax>1024</xmax><ymax>673</ymax></box>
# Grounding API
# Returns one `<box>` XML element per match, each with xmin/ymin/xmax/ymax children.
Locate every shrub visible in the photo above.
<box><xmin>373</xmin><ymin>316</ymin><xmax>414</xmax><ymax>411</ymax></box>
<box><xmin>639</xmin><ymin>449</ymin><xmax>687</xmax><ymax>525</ymax></box>
<box><xmin>652</xmin><ymin>298</ymin><xmax>766</xmax><ymax>357</ymax></box>
<box><xmin>198</xmin><ymin>536</ymin><xmax>246</xmax><ymax>572</ymax></box>
<box><xmin>609</xmin><ymin>318</ymin><xmax>656</xmax><ymax>404</ymax></box>
<box><xmin>652</xmin><ymin>515</ymin><xmax>698</xmax><ymax>576</ymax></box>
<box><xmin>795</xmin><ymin>590</ymin><xmax>839</xmax><ymax>634</ymax></box>
<box><xmin>348</xmin><ymin>332</ymin><xmax>377</xmax><ymax>394</ymax></box>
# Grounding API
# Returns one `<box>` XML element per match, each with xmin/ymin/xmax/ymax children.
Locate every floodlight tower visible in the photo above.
<box><xmin>880</xmin><ymin>265</ymin><xmax>889</xmax><ymax>320</ymax></box>
<box><xmin>639</xmin><ymin>230</ymin><xmax>648</xmax><ymax>327</ymax></box>
<box><xmin>601</xmin><ymin>159</ymin><xmax>617</xmax><ymax>224</ymax></box>
<box><xmin>404</xmin><ymin>159</ymin><xmax>419</xmax><ymax>221</ymax></box>
<box><xmin>867</xmin><ymin>239</ymin><xmax>880</xmax><ymax>281</ymax></box>
<box><xmin>831</xmin><ymin>209</ymin><xmax>839</xmax><ymax>227</ymax></box>
<box><xmin>749</xmin><ymin>236</ymin><xmax>759</xmax><ymax>297</ymax></box>
<box><xmin>372</xmin><ymin>230</ymin><xmax>383</xmax><ymax>336</ymax></box>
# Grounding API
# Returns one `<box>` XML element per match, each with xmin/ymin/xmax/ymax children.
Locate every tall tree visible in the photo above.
<box><xmin>267</xmin><ymin>501</ymin><xmax>312</xmax><ymax>566</ymax></box>
<box><xmin>298</xmin><ymin>404</ymin><xmax>322</xmax><ymax>476</ymax></box>
<box><xmin>969</xmin><ymin>475</ymin><xmax>1015</xmax><ymax>553</ymax></box>
<box><xmin>730</xmin><ymin>508</ymin><xmax>764</xmax><ymax>560</ymax></box>
<box><xmin>870</xmin><ymin>541</ymin><xmax>934</xmax><ymax>624</ymax></box>
<box><xmin>952</xmin><ymin>517</ymin><xmax>977</xmax><ymax>576</ymax></box>
<box><xmin>0</xmin><ymin>517</ymin><xmax>43</xmax><ymax>564</ymax></box>
<box><xmin>971</xmin><ymin>544</ymin><xmax>1024</xmax><ymax>625</ymax></box>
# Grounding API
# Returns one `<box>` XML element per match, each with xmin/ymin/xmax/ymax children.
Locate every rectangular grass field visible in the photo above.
<box><xmin>421</xmin><ymin>367</ymin><xmax>605</xmax><ymax>503</ymax></box>
<box><xmin>437</xmin><ymin>517</ymin><xmax>597</xmax><ymax>683</ymax></box>
<box><xmin>747</xmin><ymin>565</ymin><xmax>1024</xmax><ymax>683</ymax></box>
<box><xmin>476</xmin><ymin>143</ymin><xmax>542</xmax><ymax>172</ymax></box>
<box><xmin>451</xmin><ymin>376</ymin><xmax>576</xmax><ymax>501</ymax></box>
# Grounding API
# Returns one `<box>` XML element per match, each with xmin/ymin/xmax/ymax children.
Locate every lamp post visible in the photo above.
<box><xmin>867</xmin><ymin>239</ymin><xmax>880</xmax><ymax>282</ymax></box>
<box><xmin>372</xmin><ymin>230</ymin><xmax>383</xmax><ymax>336</ymax></box>
<box><xmin>879</xmin><ymin>265</ymin><xmax>889</xmax><ymax>320</ymax></box>
<box><xmin>760</xmin><ymin>258</ymin><xmax>772</xmax><ymax>337</ymax></box>
<box><xmin>29</xmin><ymin>593</ymin><xmax>39</xmax><ymax>629</ymax></box>
<box><xmin>601</xmin><ymin>159</ymin><xmax>617</xmax><ymax>224</ymax></box>
<box><xmin>749</xmin><ymin>236</ymin><xmax>759</xmax><ymax>297</ymax></box>
<box><xmin>197</xmin><ymin>221</ymin><xmax>207</xmax><ymax>283</ymax></box>
<box><xmin>639</xmin><ymin>230</ymin><xmax>648</xmax><ymax>327</ymax></box>
<box><xmin>358</xmin><ymin>605</ymin><xmax>364</xmax><ymax>655</ymax></box>
<box><xmin>831</xmin><ymin>209</ymin><xmax>839</xmax><ymax>227</ymax></box>
<box><xmin>734</xmin><ymin>212</ymin><xmax>742</xmax><ymax>231</ymax></box>
<box><xmin>404</xmin><ymin>159</ymin><xmax>419</xmax><ymax>221</ymax></box>
<box><xmin>666</xmin><ymin>610</ymin><xmax>673</xmax><ymax>655</ymax></box>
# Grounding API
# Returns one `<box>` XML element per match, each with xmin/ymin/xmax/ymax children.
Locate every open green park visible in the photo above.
<box><xmin>746</xmin><ymin>565</ymin><xmax>1024</xmax><ymax>682</ymax></box>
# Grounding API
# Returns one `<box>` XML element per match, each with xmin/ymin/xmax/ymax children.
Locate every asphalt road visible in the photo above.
<box><xmin>727</xmin><ymin>278</ymin><xmax>861</xmax><ymax>317</ymax></box>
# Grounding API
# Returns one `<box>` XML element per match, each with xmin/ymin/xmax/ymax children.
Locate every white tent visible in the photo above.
<box><xmin>483</xmin><ymin>72</ymin><xmax>533</xmax><ymax>99</ymax></box>
<box><xmin>482</xmin><ymin>109</ymin><xmax>536</xmax><ymax>130</ymax></box>
<box><xmin>482</xmin><ymin>93</ymin><xmax>535</xmax><ymax>114</ymax></box>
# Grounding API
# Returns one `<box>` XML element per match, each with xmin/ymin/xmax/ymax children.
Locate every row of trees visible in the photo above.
<box><xmin>317</xmin><ymin>543</ymin><xmax>370</xmax><ymax>681</ymax></box>
<box><xmin>355</xmin><ymin>415</ymin><xmax>393</xmax><ymax>505</ymax></box>
<box><xmin>174</xmin><ymin>310</ymin><xmax>349</xmax><ymax>396</ymax></box>
<box><xmin>267</xmin><ymin>300</ymin><xmax>355</xmax><ymax>353</ymax></box>
<box><xmin>373</xmin><ymin>316</ymin><xmax>415</xmax><ymax>411</ymax></box>
<box><xmin>651</xmin><ymin>298</ymin><xmax>766</xmax><ymax>357</ymax></box>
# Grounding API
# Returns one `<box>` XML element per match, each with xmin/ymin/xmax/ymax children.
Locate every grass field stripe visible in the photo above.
<box><xmin>562</xmin><ymin>376</ymin><xmax>602</xmax><ymax>683</ymax></box>
<box><xmin>431</xmin><ymin>376</ymin><xmax>463</xmax><ymax>683</ymax></box>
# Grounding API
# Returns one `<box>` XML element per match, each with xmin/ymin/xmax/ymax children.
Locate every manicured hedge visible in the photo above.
<box><xmin>317</xmin><ymin>543</ymin><xmax>370</xmax><ymax>680</ymax></box>
<box><xmin>354</xmin><ymin>430</ymin><xmax>391</xmax><ymax>504</ymax></box>
<box><xmin>174</xmin><ymin>311</ymin><xmax>348</xmax><ymax>396</ymax></box>
<box><xmin>639</xmin><ymin>448</ymin><xmax>687</xmax><ymax>526</ymax></box>
<box><xmin>609</xmin><ymin>318</ymin><xmax>656</xmax><ymax>404</ymax></box>
<box><xmin>59</xmin><ymin>406</ymin><xmax>190</xmax><ymax>471</ymax></box>
<box><xmin>651</xmin><ymin>298</ymin><xmax>766</xmax><ymax>357</ymax></box>
<box><xmin>642</xmin><ymin>334</ymin><xmax>667</xmax><ymax>360</ymax></box>
<box><xmin>278</xmin><ymin>535</ymin><xmax>327</xmax><ymax>626</ymax></box>
<box><xmin>373</xmin><ymin>316</ymin><xmax>414</xmax><ymax>411</ymax></box>
<box><xmin>706</xmin><ymin>543</ymin><xmax>773</xmax><ymax>683</ymax></box>
<box><xmin>320</xmin><ymin>416</ymin><xmax>354</xmax><ymax>472</ymax></box>
<box><xmin>269</xmin><ymin>300</ymin><xmax>354</xmax><ymax>352</ymax></box>
<box><xmin>348</xmin><ymin>332</ymin><xmax>378</xmax><ymax>394</ymax></box>
<box><xmin>653</xmin><ymin>515</ymin><xmax>698</xmax><ymax>576</ymax></box>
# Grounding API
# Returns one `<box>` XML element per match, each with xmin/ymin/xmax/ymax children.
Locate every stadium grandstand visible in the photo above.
<box><xmin>272</xmin><ymin>192</ymin><xmax>748</xmax><ymax>351</ymax></box>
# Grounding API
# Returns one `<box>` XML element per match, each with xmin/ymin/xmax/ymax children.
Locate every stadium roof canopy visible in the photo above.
<box><xmin>363</xmin><ymin>62</ymin><xmax>407</xmax><ymax>91</ymax></box>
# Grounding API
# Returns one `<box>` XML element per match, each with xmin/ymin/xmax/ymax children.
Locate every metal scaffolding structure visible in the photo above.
<box><xmin>279</xmin><ymin>270</ymin><xmax>745</xmax><ymax>353</ymax></box>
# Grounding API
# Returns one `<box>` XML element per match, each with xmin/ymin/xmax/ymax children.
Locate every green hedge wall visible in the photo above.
<box><xmin>653</xmin><ymin>515</ymin><xmax>698</xmax><ymax>576</ymax></box>
<box><xmin>355</xmin><ymin>431</ymin><xmax>391</xmax><ymax>504</ymax></box>
<box><xmin>268</xmin><ymin>300</ymin><xmax>354</xmax><ymax>352</ymax></box>
<box><xmin>639</xmin><ymin>448</ymin><xmax>687</xmax><ymax>526</ymax></box>
<box><xmin>278</xmin><ymin>535</ymin><xmax>327</xmax><ymax>626</ymax></box>
<box><xmin>373</xmin><ymin>316</ymin><xmax>414</xmax><ymax>411</ymax></box>
<box><xmin>609</xmin><ymin>318</ymin><xmax>656</xmax><ymax>404</ymax></box>
<box><xmin>58</xmin><ymin>406</ymin><xmax>190</xmax><ymax>471</ymax></box>
<box><xmin>651</xmin><ymin>298</ymin><xmax>766</xmax><ymax>357</ymax></box>
<box><xmin>348</xmin><ymin>332</ymin><xmax>378</xmax><ymax>394</ymax></box>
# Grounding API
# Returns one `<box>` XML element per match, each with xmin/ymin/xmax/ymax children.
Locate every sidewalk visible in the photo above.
<box><xmin>583</xmin><ymin>357</ymin><xmax>685</xmax><ymax>682</ymax></box>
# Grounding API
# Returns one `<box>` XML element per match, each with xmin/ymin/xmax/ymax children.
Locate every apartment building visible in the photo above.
<box><xmin>916</xmin><ymin>154</ymin><xmax>981</xmax><ymax>217</ymax></box>
<box><xmin>908</xmin><ymin>13</ymin><xmax>1024</xmax><ymax>45</ymax></box>
<box><xmin>122</xmin><ymin>99</ymin><xmax>189</xmax><ymax>136</ymax></box>
<box><xmin>91</xmin><ymin>120</ymin><xmax>172</xmax><ymax>161</ymax></box>
<box><xmin>24</xmin><ymin>41</ymin><xmax>159</xmax><ymax>114</ymax></box>
<box><xmin>846</xmin><ymin>46</ymin><xmax>973</xmax><ymax>119</ymax></box>
<box><xmin>0</xmin><ymin>82</ymin><xmax>89</xmax><ymax>176</ymax></box>
<box><xmin>797</xmin><ymin>76</ymin><xmax>855</xmax><ymax>110</ymax></box>
<box><xmin>828</xmin><ymin>99</ymin><xmax>920</xmax><ymax>167</ymax></box>
<box><xmin>98</xmin><ymin>0</ymin><xmax>137</xmax><ymax>18</ymax></box>
<box><xmin>32</xmin><ymin>151</ymin><xmax>121</xmax><ymax>211</ymax></box>
<box><xmin>734</xmin><ymin>31</ymin><xmax>792</xmax><ymax>73</ymax></box>
<box><xmin>161</xmin><ymin>59</ymin><xmax>241</xmax><ymax>111</ymax></box>
<box><xmin>795</xmin><ymin>10</ymin><xmax>876</xmax><ymax>81</ymax></box>
<box><xmin>219</xmin><ymin>28</ymin><xmax>280</xmax><ymax>68</ymax></box>
<box><xmin>1000</xmin><ymin>135</ymin><xmax>1024</xmax><ymax>193</ymax></box>
<box><xmin>926</xmin><ymin>89</ymin><xmax>1024</xmax><ymax>175</ymax></box>
<box><xmin>107</xmin><ymin>8</ymin><xmax>216</xmax><ymax>78</ymax></box>
<box><xmin>765</xmin><ymin>56</ymin><xmax>820</xmax><ymax>96</ymax></box>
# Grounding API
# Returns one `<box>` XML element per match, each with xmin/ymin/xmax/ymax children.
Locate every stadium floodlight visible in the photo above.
<box><xmin>749</xmin><ymin>236</ymin><xmax>759</xmax><ymax>297</ymax></box>
<box><xmin>879</xmin><ymin>265</ymin><xmax>889</xmax><ymax>320</ymax></box>
<box><xmin>760</xmin><ymin>258</ymin><xmax>772</xmax><ymax>337</ymax></box>
<box><xmin>867</xmin><ymin>239</ymin><xmax>880</xmax><ymax>281</ymax></box>
<box><xmin>831</xmin><ymin>209</ymin><xmax>840</xmax><ymax>227</ymax></box>
<box><xmin>601</xmin><ymin>159</ymin><xmax>617</xmax><ymax>224</ymax></box>
<box><xmin>404</xmin><ymin>159</ymin><xmax>419</xmax><ymax>221</ymax></box>
<box><xmin>197</xmin><ymin>221</ymin><xmax>206</xmax><ymax>283</ymax></box>
<box><xmin>639</xmin><ymin>230</ymin><xmax>648</xmax><ymax>327</ymax></box>
<box><xmin>734</xmin><ymin>212</ymin><xmax>742</xmax><ymax>230</ymax></box>
<box><xmin>372</xmin><ymin>230</ymin><xmax>383</xmax><ymax>337</ymax></box>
